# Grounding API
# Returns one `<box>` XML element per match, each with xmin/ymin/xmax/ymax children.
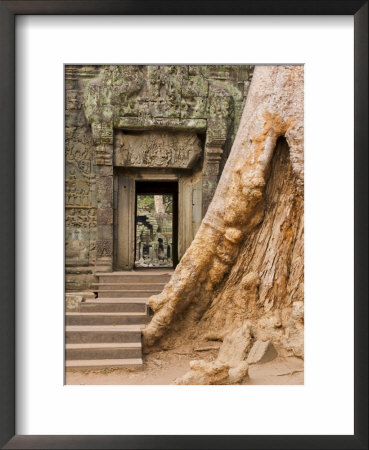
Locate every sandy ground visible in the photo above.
<box><xmin>66</xmin><ymin>347</ymin><xmax>304</xmax><ymax>385</ymax></box>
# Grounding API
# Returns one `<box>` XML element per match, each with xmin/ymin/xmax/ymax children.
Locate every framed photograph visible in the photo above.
<box><xmin>1</xmin><ymin>1</ymin><xmax>367</xmax><ymax>449</ymax></box>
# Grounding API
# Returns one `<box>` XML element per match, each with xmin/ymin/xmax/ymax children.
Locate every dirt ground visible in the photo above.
<box><xmin>66</xmin><ymin>346</ymin><xmax>304</xmax><ymax>385</ymax></box>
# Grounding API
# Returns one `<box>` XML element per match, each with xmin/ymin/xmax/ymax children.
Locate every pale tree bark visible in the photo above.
<box><xmin>154</xmin><ymin>195</ymin><xmax>165</xmax><ymax>214</ymax></box>
<box><xmin>143</xmin><ymin>66</ymin><xmax>304</xmax><ymax>371</ymax></box>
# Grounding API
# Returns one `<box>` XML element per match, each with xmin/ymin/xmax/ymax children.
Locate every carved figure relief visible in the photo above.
<box><xmin>66</xmin><ymin>209</ymin><xmax>97</xmax><ymax>228</ymax></box>
<box><xmin>66</xmin><ymin>161</ymin><xmax>91</xmax><ymax>179</ymax></box>
<box><xmin>66</xmin><ymin>126</ymin><xmax>93</xmax><ymax>161</ymax></box>
<box><xmin>114</xmin><ymin>130</ymin><xmax>202</xmax><ymax>169</ymax></box>
<box><xmin>65</xmin><ymin>180</ymin><xmax>90</xmax><ymax>207</ymax></box>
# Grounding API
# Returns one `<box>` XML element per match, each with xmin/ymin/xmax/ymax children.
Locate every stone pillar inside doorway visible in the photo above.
<box><xmin>93</xmin><ymin>123</ymin><xmax>114</xmax><ymax>273</ymax></box>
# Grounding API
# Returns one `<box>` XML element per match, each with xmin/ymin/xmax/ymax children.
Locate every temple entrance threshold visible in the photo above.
<box><xmin>134</xmin><ymin>181</ymin><xmax>178</xmax><ymax>269</ymax></box>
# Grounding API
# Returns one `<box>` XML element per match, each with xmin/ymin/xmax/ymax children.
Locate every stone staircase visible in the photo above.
<box><xmin>65</xmin><ymin>271</ymin><xmax>171</xmax><ymax>370</ymax></box>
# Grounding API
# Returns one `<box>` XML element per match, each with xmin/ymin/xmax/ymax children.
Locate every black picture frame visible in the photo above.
<box><xmin>0</xmin><ymin>1</ymin><xmax>367</xmax><ymax>449</ymax></box>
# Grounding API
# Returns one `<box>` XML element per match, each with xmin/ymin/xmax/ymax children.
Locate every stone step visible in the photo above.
<box><xmin>65</xmin><ymin>358</ymin><xmax>143</xmax><ymax>371</ymax></box>
<box><xmin>96</xmin><ymin>289</ymin><xmax>161</xmax><ymax>298</ymax></box>
<box><xmin>97</xmin><ymin>272</ymin><xmax>171</xmax><ymax>284</ymax></box>
<box><xmin>80</xmin><ymin>298</ymin><xmax>147</xmax><ymax>313</ymax></box>
<box><xmin>66</xmin><ymin>312</ymin><xmax>149</xmax><ymax>326</ymax></box>
<box><xmin>66</xmin><ymin>342</ymin><xmax>142</xmax><ymax>360</ymax></box>
<box><xmin>93</xmin><ymin>282</ymin><xmax>166</xmax><ymax>291</ymax></box>
<box><xmin>65</xmin><ymin>325</ymin><xmax>142</xmax><ymax>344</ymax></box>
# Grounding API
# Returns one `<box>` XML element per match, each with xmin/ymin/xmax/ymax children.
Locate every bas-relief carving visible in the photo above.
<box><xmin>66</xmin><ymin>142</ymin><xmax>91</xmax><ymax>161</ymax></box>
<box><xmin>114</xmin><ymin>131</ymin><xmax>202</xmax><ymax>169</ymax></box>
<box><xmin>110</xmin><ymin>66</ymin><xmax>145</xmax><ymax>101</ymax></box>
<box><xmin>65</xmin><ymin>180</ymin><xmax>90</xmax><ymax>207</ymax></box>
<box><xmin>66</xmin><ymin>161</ymin><xmax>91</xmax><ymax>179</ymax></box>
<box><xmin>66</xmin><ymin>126</ymin><xmax>94</xmax><ymax>161</ymax></box>
<box><xmin>180</xmin><ymin>67</ymin><xmax>209</xmax><ymax>119</ymax></box>
<box><xmin>65</xmin><ymin>229</ymin><xmax>89</xmax><ymax>263</ymax></box>
<box><xmin>84</xmin><ymin>65</ymin><xmax>253</xmax><ymax>127</ymax></box>
<box><xmin>66</xmin><ymin>209</ymin><xmax>97</xmax><ymax>266</ymax></box>
<box><xmin>66</xmin><ymin>208</ymin><xmax>96</xmax><ymax>228</ymax></box>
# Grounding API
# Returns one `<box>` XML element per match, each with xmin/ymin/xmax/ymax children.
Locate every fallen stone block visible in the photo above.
<box><xmin>217</xmin><ymin>322</ymin><xmax>252</xmax><ymax>366</ymax></box>
<box><xmin>246</xmin><ymin>340</ymin><xmax>278</xmax><ymax>364</ymax></box>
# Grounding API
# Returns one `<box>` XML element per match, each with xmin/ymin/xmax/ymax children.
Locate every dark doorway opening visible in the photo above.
<box><xmin>135</xmin><ymin>181</ymin><xmax>178</xmax><ymax>269</ymax></box>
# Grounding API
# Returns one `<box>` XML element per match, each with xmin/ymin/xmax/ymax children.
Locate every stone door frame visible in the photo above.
<box><xmin>93</xmin><ymin>118</ymin><xmax>227</xmax><ymax>274</ymax></box>
<box><xmin>115</xmin><ymin>170</ymin><xmax>182</xmax><ymax>271</ymax></box>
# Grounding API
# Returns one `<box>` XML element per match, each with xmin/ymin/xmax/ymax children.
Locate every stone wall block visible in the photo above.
<box><xmin>97</xmin><ymin>224</ymin><xmax>113</xmax><ymax>241</ymax></box>
<box><xmin>65</xmin><ymin>110</ymin><xmax>87</xmax><ymax>128</ymax></box>
<box><xmin>66</xmin><ymin>90</ymin><xmax>81</xmax><ymax>110</ymax></box>
<box><xmin>96</xmin><ymin>176</ymin><xmax>113</xmax><ymax>207</ymax></box>
<box><xmin>96</xmin><ymin>165</ymin><xmax>113</xmax><ymax>177</ymax></box>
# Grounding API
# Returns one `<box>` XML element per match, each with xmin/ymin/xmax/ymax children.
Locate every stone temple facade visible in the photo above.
<box><xmin>65</xmin><ymin>65</ymin><xmax>254</xmax><ymax>291</ymax></box>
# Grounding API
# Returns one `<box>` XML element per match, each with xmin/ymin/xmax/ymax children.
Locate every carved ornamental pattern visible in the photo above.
<box><xmin>96</xmin><ymin>239</ymin><xmax>113</xmax><ymax>258</ymax></box>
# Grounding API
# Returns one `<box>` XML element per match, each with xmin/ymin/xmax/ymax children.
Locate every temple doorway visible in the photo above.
<box><xmin>134</xmin><ymin>181</ymin><xmax>178</xmax><ymax>269</ymax></box>
<box><xmin>116</xmin><ymin>170</ymin><xmax>198</xmax><ymax>271</ymax></box>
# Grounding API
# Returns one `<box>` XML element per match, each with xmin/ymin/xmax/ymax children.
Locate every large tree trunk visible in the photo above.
<box><xmin>143</xmin><ymin>66</ymin><xmax>304</xmax><ymax>369</ymax></box>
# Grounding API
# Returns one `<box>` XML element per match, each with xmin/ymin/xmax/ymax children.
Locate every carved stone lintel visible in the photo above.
<box><xmin>114</xmin><ymin>130</ymin><xmax>202</xmax><ymax>169</ymax></box>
